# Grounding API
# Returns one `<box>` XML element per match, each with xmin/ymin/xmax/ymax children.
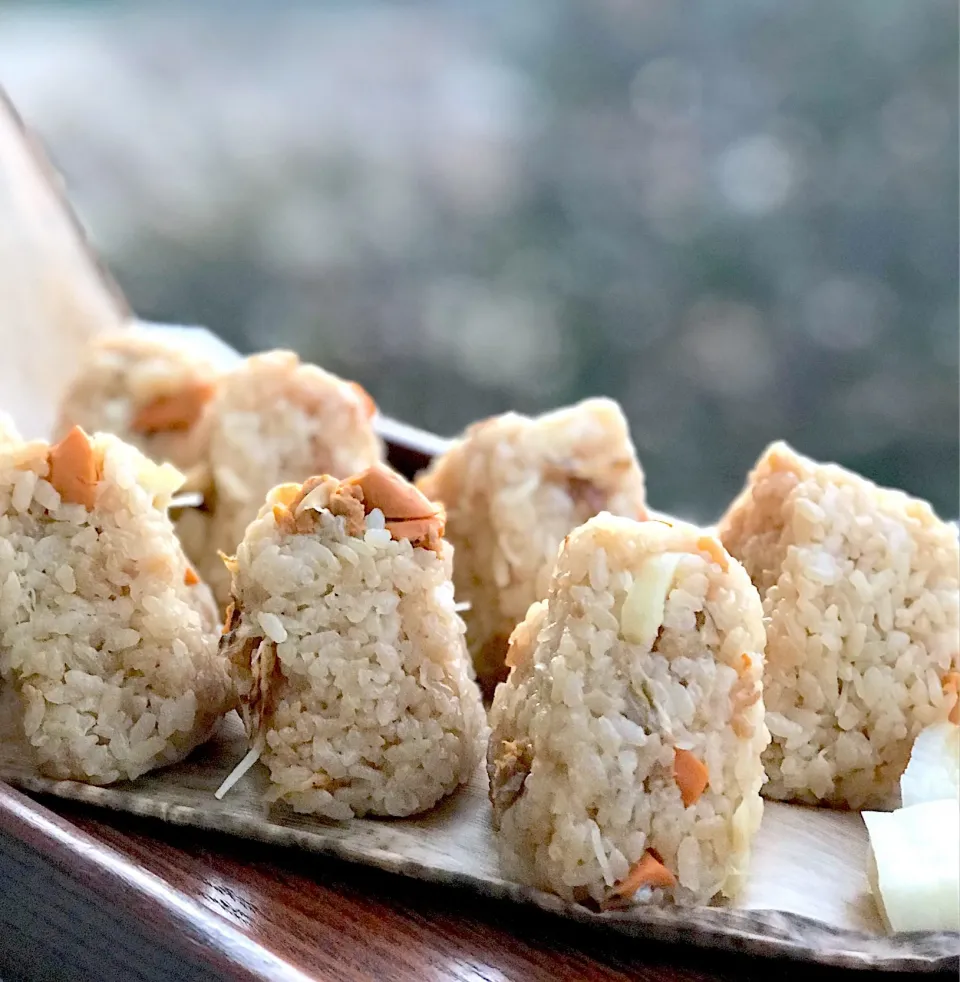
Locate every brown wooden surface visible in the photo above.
<box><xmin>1</xmin><ymin>782</ymin><xmax>940</xmax><ymax>982</ymax></box>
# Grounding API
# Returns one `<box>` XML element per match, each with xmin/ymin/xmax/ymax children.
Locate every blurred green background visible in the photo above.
<box><xmin>2</xmin><ymin>0</ymin><xmax>956</xmax><ymax>519</ymax></box>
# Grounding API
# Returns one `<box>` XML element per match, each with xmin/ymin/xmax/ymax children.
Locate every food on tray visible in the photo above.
<box><xmin>0</xmin><ymin>426</ymin><xmax>235</xmax><ymax>784</ymax></box>
<box><xmin>218</xmin><ymin>464</ymin><xmax>486</xmax><ymax>818</ymax></box>
<box><xmin>719</xmin><ymin>441</ymin><xmax>960</xmax><ymax>810</ymax></box>
<box><xmin>864</xmin><ymin>721</ymin><xmax>960</xmax><ymax>933</ymax></box>
<box><xmin>900</xmin><ymin>720</ymin><xmax>960</xmax><ymax>807</ymax></box>
<box><xmin>183</xmin><ymin>350</ymin><xmax>383</xmax><ymax>606</ymax></box>
<box><xmin>865</xmin><ymin>801</ymin><xmax>960</xmax><ymax>933</ymax></box>
<box><xmin>55</xmin><ymin>330</ymin><xmax>220</xmax><ymax>472</ymax></box>
<box><xmin>417</xmin><ymin>398</ymin><xmax>647</xmax><ymax>694</ymax></box>
<box><xmin>487</xmin><ymin>514</ymin><xmax>767</xmax><ymax>907</ymax></box>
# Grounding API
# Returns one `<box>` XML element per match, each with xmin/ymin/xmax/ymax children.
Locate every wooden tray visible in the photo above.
<box><xmin>0</xmin><ymin>345</ymin><xmax>957</xmax><ymax>973</ymax></box>
<box><xmin>1</xmin><ymin>714</ymin><xmax>956</xmax><ymax>973</ymax></box>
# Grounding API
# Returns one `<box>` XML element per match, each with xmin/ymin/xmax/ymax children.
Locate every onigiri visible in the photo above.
<box><xmin>220</xmin><ymin>463</ymin><xmax>486</xmax><ymax>818</ymax></box>
<box><xmin>488</xmin><ymin>514</ymin><xmax>768</xmax><ymax>907</ymax></box>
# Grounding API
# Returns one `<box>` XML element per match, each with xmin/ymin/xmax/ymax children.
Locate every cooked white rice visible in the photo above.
<box><xmin>488</xmin><ymin>514</ymin><xmax>768</xmax><ymax>907</ymax></box>
<box><xmin>417</xmin><ymin>398</ymin><xmax>647</xmax><ymax>693</ymax></box>
<box><xmin>0</xmin><ymin>427</ymin><xmax>235</xmax><ymax>784</ymax></box>
<box><xmin>55</xmin><ymin>331</ymin><xmax>219</xmax><ymax>472</ymax></box>
<box><xmin>719</xmin><ymin>441</ymin><xmax>960</xmax><ymax>809</ymax></box>
<box><xmin>187</xmin><ymin>350</ymin><xmax>383</xmax><ymax>606</ymax></box>
<box><xmin>222</xmin><ymin>466</ymin><xmax>487</xmax><ymax>818</ymax></box>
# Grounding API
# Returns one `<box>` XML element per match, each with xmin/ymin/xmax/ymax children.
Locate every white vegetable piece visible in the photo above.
<box><xmin>864</xmin><ymin>801</ymin><xmax>960</xmax><ymax>933</ymax></box>
<box><xmin>135</xmin><ymin>458</ymin><xmax>186</xmax><ymax>507</ymax></box>
<box><xmin>620</xmin><ymin>552</ymin><xmax>683</xmax><ymax>650</ymax></box>
<box><xmin>900</xmin><ymin>722</ymin><xmax>960</xmax><ymax>808</ymax></box>
<box><xmin>863</xmin><ymin>721</ymin><xmax>960</xmax><ymax>934</ymax></box>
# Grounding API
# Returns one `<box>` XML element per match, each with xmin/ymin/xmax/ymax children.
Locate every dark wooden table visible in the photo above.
<box><xmin>0</xmin><ymin>782</ymin><xmax>935</xmax><ymax>982</ymax></box>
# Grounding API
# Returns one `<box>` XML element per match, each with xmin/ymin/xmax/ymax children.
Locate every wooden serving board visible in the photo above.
<box><xmin>0</xmin><ymin>714</ymin><xmax>956</xmax><ymax>973</ymax></box>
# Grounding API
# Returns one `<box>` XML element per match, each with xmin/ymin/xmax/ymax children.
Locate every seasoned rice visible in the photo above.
<box><xmin>488</xmin><ymin>514</ymin><xmax>767</xmax><ymax>907</ymax></box>
<box><xmin>719</xmin><ymin>441</ymin><xmax>960</xmax><ymax>809</ymax></box>
<box><xmin>0</xmin><ymin>427</ymin><xmax>235</xmax><ymax>784</ymax></box>
<box><xmin>222</xmin><ymin>465</ymin><xmax>486</xmax><ymax>818</ymax></box>
<box><xmin>55</xmin><ymin>330</ymin><xmax>219</xmax><ymax>472</ymax></box>
<box><xmin>187</xmin><ymin>350</ymin><xmax>383</xmax><ymax>606</ymax></box>
<box><xmin>417</xmin><ymin>398</ymin><xmax>647</xmax><ymax>693</ymax></box>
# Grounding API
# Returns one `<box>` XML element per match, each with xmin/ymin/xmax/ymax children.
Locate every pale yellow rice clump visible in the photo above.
<box><xmin>55</xmin><ymin>331</ymin><xmax>219</xmax><ymax>472</ymax></box>
<box><xmin>719</xmin><ymin>441</ymin><xmax>960</xmax><ymax>809</ymax></box>
<box><xmin>0</xmin><ymin>428</ymin><xmax>234</xmax><ymax>784</ymax></box>
<box><xmin>222</xmin><ymin>466</ymin><xmax>486</xmax><ymax>818</ymax></box>
<box><xmin>181</xmin><ymin>350</ymin><xmax>383</xmax><ymax>605</ymax></box>
<box><xmin>488</xmin><ymin>515</ymin><xmax>767</xmax><ymax>907</ymax></box>
<box><xmin>417</xmin><ymin>398</ymin><xmax>647</xmax><ymax>692</ymax></box>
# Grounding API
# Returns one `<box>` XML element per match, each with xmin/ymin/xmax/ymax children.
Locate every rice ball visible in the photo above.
<box><xmin>417</xmin><ymin>398</ymin><xmax>647</xmax><ymax>694</ymax></box>
<box><xmin>0</xmin><ymin>427</ymin><xmax>235</xmax><ymax>784</ymax></box>
<box><xmin>55</xmin><ymin>331</ymin><xmax>219</xmax><ymax>473</ymax></box>
<box><xmin>719</xmin><ymin>441</ymin><xmax>960</xmax><ymax>809</ymax></box>
<box><xmin>186</xmin><ymin>350</ymin><xmax>383</xmax><ymax>606</ymax></box>
<box><xmin>488</xmin><ymin>514</ymin><xmax>768</xmax><ymax>907</ymax></box>
<box><xmin>221</xmin><ymin>464</ymin><xmax>486</xmax><ymax>818</ymax></box>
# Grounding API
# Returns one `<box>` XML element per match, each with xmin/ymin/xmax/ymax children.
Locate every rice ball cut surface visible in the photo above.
<box><xmin>417</xmin><ymin>398</ymin><xmax>647</xmax><ymax>694</ymax></box>
<box><xmin>487</xmin><ymin>514</ymin><xmax>768</xmax><ymax>907</ymax></box>
<box><xmin>189</xmin><ymin>350</ymin><xmax>383</xmax><ymax>606</ymax></box>
<box><xmin>221</xmin><ymin>463</ymin><xmax>487</xmax><ymax>818</ymax></box>
<box><xmin>55</xmin><ymin>331</ymin><xmax>219</xmax><ymax>472</ymax></box>
<box><xmin>718</xmin><ymin>441</ymin><xmax>960</xmax><ymax>809</ymax></box>
<box><xmin>0</xmin><ymin>427</ymin><xmax>235</xmax><ymax>784</ymax></box>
